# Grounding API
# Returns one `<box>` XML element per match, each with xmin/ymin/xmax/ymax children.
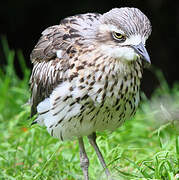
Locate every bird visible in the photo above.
<box><xmin>29</xmin><ymin>7</ymin><xmax>152</xmax><ymax>180</ymax></box>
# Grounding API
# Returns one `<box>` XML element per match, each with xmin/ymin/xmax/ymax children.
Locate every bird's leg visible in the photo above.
<box><xmin>78</xmin><ymin>137</ymin><xmax>89</xmax><ymax>180</ymax></box>
<box><xmin>88</xmin><ymin>132</ymin><xmax>111</xmax><ymax>179</ymax></box>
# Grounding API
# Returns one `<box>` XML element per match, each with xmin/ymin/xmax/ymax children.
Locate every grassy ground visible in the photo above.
<box><xmin>0</xmin><ymin>37</ymin><xmax>179</xmax><ymax>180</ymax></box>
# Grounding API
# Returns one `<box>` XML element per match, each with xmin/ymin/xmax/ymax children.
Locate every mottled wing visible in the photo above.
<box><xmin>30</xmin><ymin>20</ymin><xmax>76</xmax><ymax>116</ymax></box>
<box><xmin>30</xmin><ymin>13</ymin><xmax>101</xmax><ymax>117</ymax></box>
<box><xmin>30</xmin><ymin>25</ymin><xmax>61</xmax><ymax>62</ymax></box>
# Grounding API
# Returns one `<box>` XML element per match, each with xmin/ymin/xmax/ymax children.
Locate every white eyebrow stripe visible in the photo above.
<box><xmin>99</xmin><ymin>24</ymin><xmax>125</xmax><ymax>35</ymax></box>
<box><xmin>107</xmin><ymin>24</ymin><xmax>125</xmax><ymax>34</ymax></box>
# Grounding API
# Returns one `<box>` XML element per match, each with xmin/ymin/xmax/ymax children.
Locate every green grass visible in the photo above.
<box><xmin>0</xmin><ymin>37</ymin><xmax>179</xmax><ymax>180</ymax></box>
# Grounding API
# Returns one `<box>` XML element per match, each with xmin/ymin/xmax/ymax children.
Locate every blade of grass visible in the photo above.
<box><xmin>123</xmin><ymin>157</ymin><xmax>152</xmax><ymax>178</ymax></box>
<box><xmin>33</xmin><ymin>144</ymin><xmax>61</xmax><ymax>180</ymax></box>
<box><xmin>176</xmin><ymin>136</ymin><xmax>179</xmax><ymax>169</ymax></box>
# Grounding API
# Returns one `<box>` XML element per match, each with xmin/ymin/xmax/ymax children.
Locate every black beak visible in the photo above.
<box><xmin>131</xmin><ymin>42</ymin><xmax>151</xmax><ymax>63</ymax></box>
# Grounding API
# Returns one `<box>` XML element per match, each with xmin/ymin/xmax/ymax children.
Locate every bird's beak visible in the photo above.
<box><xmin>131</xmin><ymin>42</ymin><xmax>151</xmax><ymax>63</ymax></box>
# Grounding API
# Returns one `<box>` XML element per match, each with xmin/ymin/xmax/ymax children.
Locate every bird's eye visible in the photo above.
<box><xmin>112</xmin><ymin>32</ymin><xmax>126</xmax><ymax>42</ymax></box>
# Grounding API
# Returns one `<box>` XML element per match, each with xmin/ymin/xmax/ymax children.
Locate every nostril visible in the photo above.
<box><xmin>137</xmin><ymin>48</ymin><xmax>143</xmax><ymax>53</ymax></box>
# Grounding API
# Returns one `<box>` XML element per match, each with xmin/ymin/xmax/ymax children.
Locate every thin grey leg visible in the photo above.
<box><xmin>88</xmin><ymin>132</ymin><xmax>111</xmax><ymax>179</ymax></box>
<box><xmin>78</xmin><ymin>137</ymin><xmax>89</xmax><ymax>180</ymax></box>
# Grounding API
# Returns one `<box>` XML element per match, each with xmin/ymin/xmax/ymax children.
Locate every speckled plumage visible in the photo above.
<box><xmin>30</xmin><ymin>7</ymin><xmax>151</xmax><ymax>179</ymax></box>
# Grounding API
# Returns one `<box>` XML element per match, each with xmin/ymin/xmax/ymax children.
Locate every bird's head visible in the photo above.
<box><xmin>96</xmin><ymin>8</ymin><xmax>152</xmax><ymax>64</ymax></box>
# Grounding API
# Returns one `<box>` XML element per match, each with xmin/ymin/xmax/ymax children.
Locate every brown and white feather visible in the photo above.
<box><xmin>29</xmin><ymin>7</ymin><xmax>151</xmax><ymax>140</ymax></box>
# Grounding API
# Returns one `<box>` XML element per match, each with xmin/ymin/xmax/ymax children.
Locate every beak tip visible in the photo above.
<box><xmin>132</xmin><ymin>42</ymin><xmax>151</xmax><ymax>64</ymax></box>
<box><xmin>144</xmin><ymin>54</ymin><xmax>151</xmax><ymax>64</ymax></box>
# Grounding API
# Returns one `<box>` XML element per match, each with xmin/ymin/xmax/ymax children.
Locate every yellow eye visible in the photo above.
<box><xmin>112</xmin><ymin>32</ymin><xmax>126</xmax><ymax>42</ymax></box>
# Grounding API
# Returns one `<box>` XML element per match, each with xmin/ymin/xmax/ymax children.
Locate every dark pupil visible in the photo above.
<box><xmin>115</xmin><ymin>33</ymin><xmax>122</xmax><ymax>37</ymax></box>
